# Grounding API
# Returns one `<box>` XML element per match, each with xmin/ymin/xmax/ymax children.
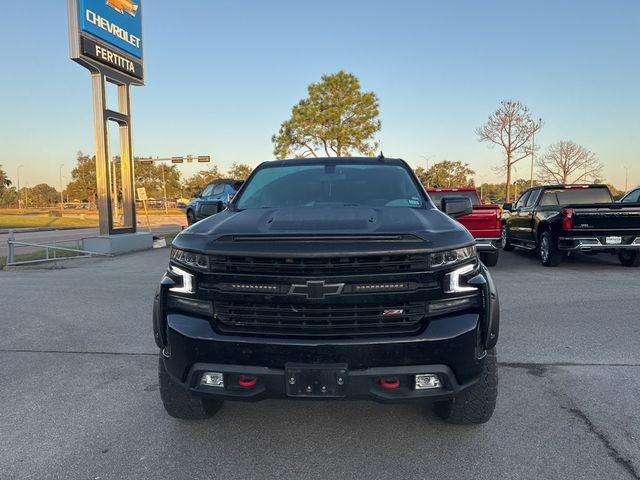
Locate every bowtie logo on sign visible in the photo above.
<box><xmin>106</xmin><ymin>0</ymin><xmax>139</xmax><ymax>16</ymax></box>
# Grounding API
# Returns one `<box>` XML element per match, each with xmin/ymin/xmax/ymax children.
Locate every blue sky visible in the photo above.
<box><xmin>0</xmin><ymin>0</ymin><xmax>638</xmax><ymax>190</ymax></box>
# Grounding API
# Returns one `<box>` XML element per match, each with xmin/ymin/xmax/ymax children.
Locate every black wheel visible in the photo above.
<box><xmin>435</xmin><ymin>348</ymin><xmax>498</xmax><ymax>425</ymax></box>
<box><xmin>539</xmin><ymin>232</ymin><xmax>562</xmax><ymax>267</ymax></box>
<box><xmin>618</xmin><ymin>251</ymin><xmax>640</xmax><ymax>267</ymax></box>
<box><xmin>501</xmin><ymin>225</ymin><xmax>514</xmax><ymax>251</ymax></box>
<box><xmin>158</xmin><ymin>356</ymin><xmax>223</xmax><ymax>420</ymax></box>
<box><xmin>480</xmin><ymin>250</ymin><xmax>499</xmax><ymax>267</ymax></box>
<box><xmin>186</xmin><ymin>210</ymin><xmax>197</xmax><ymax>225</ymax></box>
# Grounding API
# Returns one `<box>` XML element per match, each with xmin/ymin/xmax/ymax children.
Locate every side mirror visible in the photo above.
<box><xmin>441</xmin><ymin>196</ymin><xmax>473</xmax><ymax>218</ymax></box>
<box><xmin>194</xmin><ymin>190</ymin><xmax>202</xmax><ymax>198</ymax></box>
<box><xmin>502</xmin><ymin>203</ymin><xmax>513</xmax><ymax>212</ymax></box>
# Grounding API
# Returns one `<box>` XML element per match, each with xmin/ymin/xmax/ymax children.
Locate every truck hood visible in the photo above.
<box><xmin>174</xmin><ymin>206</ymin><xmax>474</xmax><ymax>255</ymax></box>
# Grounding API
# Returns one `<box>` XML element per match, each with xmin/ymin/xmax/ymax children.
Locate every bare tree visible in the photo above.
<box><xmin>477</xmin><ymin>100</ymin><xmax>542</xmax><ymax>202</ymax></box>
<box><xmin>536</xmin><ymin>141</ymin><xmax>603</xmax><ymax>184</ymax></box>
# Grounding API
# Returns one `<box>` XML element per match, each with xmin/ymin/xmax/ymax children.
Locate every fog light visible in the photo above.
<box><xmin>415</xmin><ymin>374</ymin><xmax>442</xmax><ymax>390</ymax></box>
<box><xmin>200</xmin><ymin>372</ymin><xmax>224</xmax><ymax>387</ymax></box>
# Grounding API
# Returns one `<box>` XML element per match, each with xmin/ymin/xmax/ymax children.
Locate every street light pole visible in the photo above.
<box><xmin>17</xmin><ymin>165</ymin><xmax>23</xmax><ymax>209</ymax></box>
<box><xmin>59</xmin><ymin>164</ymin><xmax>65</xmax><ymax>214</ymax></box>
<box><xmin>530</xmin><ymin>118</ymin><xmax>541</xmax><ymax>189</ymax></box>
<box><xmin>161</xmin><ymin>163</ymin><xmax>168</xmax><ymax>214</ymax></box>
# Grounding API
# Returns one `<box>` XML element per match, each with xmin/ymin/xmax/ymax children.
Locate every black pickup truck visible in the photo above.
<box><xmin>501</xmin><ymin>184</ymin><xmax>640</xmax><ymax>266</ymax></box>
<box><xmin>153</xmin><ymin>157</ymin><xmax>500</xmax><ymax>424</ymax></box>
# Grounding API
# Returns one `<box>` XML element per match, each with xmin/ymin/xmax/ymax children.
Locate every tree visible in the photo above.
<box><xmin>0</xmin><ymin>165</ymin><xmax>11</xmax><ymax>190</ymax></box>
<box><xmin>132</xmin><ymin>162</ymin><xmax>182</xmax><ymax>198</ymax></box>
<box><xmin>477</xmin><ymin>100</ymin><xmax>542</xmax><ymax>202</ymax></box>
<box><xmin>608</xmin><ymin>184</ymin><xmax>623</xmax><ymax>199</ymax></box>
<box><xmin>183</xmin><ymin>166</ymin><xmax>223</xmax><ymax>197</ymax></box>
<box><xmin>28</xmin><ymin>183</ymin><xmax>59</xmax><ymax>206</ymax></box>
<box><xmin>536</xmin><ymin>141</ymin><xmax>603</xmax><ymax>184</ymax></box>
<box><xmin>227</xmin><ymin>162</ymin><xmax>253</xmax><ymax>180</ymax></box>
<box><xmin>272</xmin><ymin>71</ymin><xmax>381</xmax><ymax>159</ymax></box>
<box><xmin>415</xmin><ymin>160</ymin><xmax>475</xmax><ymax>188</ymax></box>
<box><xmin>65</xmin><ymin>152</ymin><xmax>97</xmax><ymax>206</ymax></box>
<box><xmin>0</xmin><ymin>187</ymin><xmax>18</xmax><ymax>208</ymax></box>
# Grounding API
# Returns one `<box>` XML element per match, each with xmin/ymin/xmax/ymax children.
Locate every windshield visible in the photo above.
<box><xmin>429</xmin><ymin>190</ymin><xmax>480</xmax><ymax>207</ymax></box>
<box><xmin>235</xmin><ymin>162</ymin><xmax>425</xmax><ymax>209</ymax></box>
<box><xmin>540</xmin><ymin>187</ymin><xmax>613</xmax><ymax>205</ymax></box>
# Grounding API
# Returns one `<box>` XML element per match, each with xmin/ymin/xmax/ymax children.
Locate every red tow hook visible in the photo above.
<box><xmin>238</xmin><ymin>375</ymin><xmax>258</xmax><ymax>387</ymax></box>
<box><xmin>380</xmin><ymin>376</ymin><xmax>400</xmax><ymax>390</ymax></box>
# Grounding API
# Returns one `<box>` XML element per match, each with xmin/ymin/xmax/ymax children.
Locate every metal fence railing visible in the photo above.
<box><xmin>5</xmin><ymin>230</ymin><xmax>113</xmax><ymax>266</ymax></box>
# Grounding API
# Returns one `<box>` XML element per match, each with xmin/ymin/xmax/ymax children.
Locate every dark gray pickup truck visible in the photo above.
<box><xmin>501</xmin><ymin>184</ymin><xmax>640</xmax><ymax>266</ymax></box>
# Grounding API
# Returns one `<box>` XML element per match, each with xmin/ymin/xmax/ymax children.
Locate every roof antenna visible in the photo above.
<box><xmin>377</xmin><ymin>151</ymin><xmax>385</xmax><ymax>161</ymax></box>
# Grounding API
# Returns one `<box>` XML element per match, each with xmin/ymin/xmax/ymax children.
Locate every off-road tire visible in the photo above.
<box><xmin>619</xmin><ymin>251</ymin><xmax>640</xmax><ymax>267</ymax></box>
<box><xmin>539</xmin><ymin>231</ymin><xmax>562</xmax><ymax>267</ymax></box>
<box><xmin>158</xmin><ymin>356</ymin><xmax>223</xmax><ymax>420</ymax></box>
<box><xmin>435</xmin><ymin>348</ymin><xmax>498</xmax><ymax>425</ymax></box>
<box><xmin>501</xmin><ymin>225</ymin><xmax>514</xmax><ymax>251</ymax></box>
<box><xmin>186</xmin><ymin>210</ymin><xmax>197</xmax><ymax>225</ymax></box>
<box><xmin>480</xmin><ymin>250</ymin><xmax>499</xmax><ymax>267</ymax></box>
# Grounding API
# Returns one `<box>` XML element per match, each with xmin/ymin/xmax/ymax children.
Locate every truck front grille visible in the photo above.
<box><xmin>209</xmin><ymin>254</ymin><xmax>429</xmax><ymax>276</ymax></box>
<box><xmin>213</xmin><ymin>301</ymin><xmax>428</xmax><ymax>337</ymax></box>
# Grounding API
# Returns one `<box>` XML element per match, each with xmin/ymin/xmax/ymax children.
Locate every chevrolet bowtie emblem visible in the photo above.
<box><xmin>106</xmin><ymin>0</ymin><xmax>139</xmax><ymax>16</ymax></box>
<box><xmin>288</xmin><ymin>280</ymin><xmax>345</xmax><ymax>300</ymax></box>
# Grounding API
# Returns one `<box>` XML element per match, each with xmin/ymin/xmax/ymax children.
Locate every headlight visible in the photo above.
<box><xmin>171</xmin><ymin>248</ymin><xmax>209</xmax><ymax>271</ymax></box>
<box><xmin>429</xmin><ymin>246</ymin><xmax>476</xmax><ymax>268</ymax></box>
<box><xmin>168</xmin><ymin>265</ymin><xmax>195</xmax><ymax>294</ymax></box>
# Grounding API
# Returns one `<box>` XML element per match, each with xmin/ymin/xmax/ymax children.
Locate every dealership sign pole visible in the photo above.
<box><xmin>68</xmin><ymin>0</ymin><xmax>144</xmax><ymax>236</ymax></box>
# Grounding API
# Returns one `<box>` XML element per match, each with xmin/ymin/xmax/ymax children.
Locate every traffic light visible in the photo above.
<box><xmin>197</xmin><ymin>156</ymin><xmax>211</xmax><ymax>163</ymax></box>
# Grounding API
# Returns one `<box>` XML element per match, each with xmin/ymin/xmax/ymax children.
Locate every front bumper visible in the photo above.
<box><xmin>153</xmin><ymin>267</ymin><xmax>500</xmax><ymax>404</ymax></box>
<box><xmin>558</xmin><ymin>236</ymin><xmax>640</xmax><ymax>251</ymax></box>
<box><xmin>474</xmin><ymin>237</ymin><xmax>501</xmax><ymax>252</ymax></box>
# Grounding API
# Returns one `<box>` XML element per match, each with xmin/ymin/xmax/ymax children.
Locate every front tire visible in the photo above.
<box><xmin>186</xmin><ymin>210</ymin><xmax>196</xmax><ymax>225</ymax></box>
<box><xmin>539</xmin><ymin>232</ymin><xmax>562</xmax><ymax>267</ymax></box>
<box><xmin>480</xmin><ymin>250</ymin><xmax>499</xmax><ymax>267</ymax></box>
<box><xmin>619</xmin><ymin>251</ymin><xmax>640</xmax><ymax>267</ymax></box>
<box><xmin>435</xmin><ymin>348</ymin><xmax>498</xmax><ymax>424</ymax></box>
<box><xmin>501</xmin><ymin>225</ymin><xmax>514</xmax><ymax>251</ymax></box>
<box><xmin>158</xmin><ymin>356</ymin><xmax>223</xmax><ymax>420</ymax></box>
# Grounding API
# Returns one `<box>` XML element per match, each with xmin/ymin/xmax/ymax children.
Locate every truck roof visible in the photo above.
<box><xmin>537</xmin><ymin>184</ymin><xmax>609</xmax><ymax>190</ymax></box>
<box><xmin>426</xmin><ymin>187</ymin><xmax>478</xmax><ymax>192</ymax></box>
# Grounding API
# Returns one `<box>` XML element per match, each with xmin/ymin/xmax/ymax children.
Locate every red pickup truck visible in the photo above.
<box><xmin>427</xmin><ymin>187</ymin><xmax>502</xmax><ymax>266</ymax></box>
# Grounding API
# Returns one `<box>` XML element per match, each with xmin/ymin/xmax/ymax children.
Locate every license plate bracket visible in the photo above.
<box><xmin>606</xmin><ymin>236</ymin><xmax>622</xmax><ymax>245</ymax></box>
<box><xmin>285</xmin><ymin>364</ymin><xmax>348</xmax><ymax>398</ymax></box>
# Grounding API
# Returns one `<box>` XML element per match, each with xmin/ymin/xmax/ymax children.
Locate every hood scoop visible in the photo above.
<box><xmin>264</xmin><ymin>207</ymin><xmax>377</xmax><ymax>232</ymax></box>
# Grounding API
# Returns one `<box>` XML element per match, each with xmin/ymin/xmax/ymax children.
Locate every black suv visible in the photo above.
<box><xmin>153</xmin><ymin>158</ymin><xmax>500</xmax><ymax>424</ymax></box>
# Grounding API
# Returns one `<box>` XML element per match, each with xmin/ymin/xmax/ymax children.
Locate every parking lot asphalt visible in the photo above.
<box><xmin>1</xmin><ymin>248</ymin><xmax>639</xmax><ymax>480</ymax></box>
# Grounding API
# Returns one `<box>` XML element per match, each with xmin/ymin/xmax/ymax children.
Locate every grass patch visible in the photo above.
<box><xmin>162</xmin><ymin>233</ymin><xmax>179</xmax><ymax>246</ymax></box>
<box><xmin>0</xmin><ymin>215</ymin><xmax>97</xmax><ymax>229</ymax></box>
<box><xmin>0</xmin><ymin>248</ymin><xmax>82</xmax><ymax>269</ymax></box>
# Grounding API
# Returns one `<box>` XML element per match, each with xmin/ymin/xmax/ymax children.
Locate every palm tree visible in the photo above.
<box><xmin>0</xmin><ymin>165</ymin><xmax>12</xmax><ymax>189</ymax></box>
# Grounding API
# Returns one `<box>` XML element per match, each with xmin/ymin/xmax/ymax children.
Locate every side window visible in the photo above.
<box><xmin>212</xmin><ymin>183</ymin><xmax>225</xmax><ymax>195</ymax></box>
<box><xmin>201</xmin><ymin>184</ymin><xmax>214</xmax><ymax>197</ymax></box>
<box><xmin>515</xmin><ymin>191</ymin><xmax>530</xmax><ymax>209</ymax></box>
<box><xmin>623</xmin><ymin>189</ymin><xmax>640</xmax><ymax>203</ymax></box>
<box><xmin>525</xmin><ymin>189</ymin><xmax>541</xmax><ymax>208</ymax></box>
<box><xmin>540</xmin><ymin>191</ymin><xmax>558</xmax><ymax>206</ymax></box>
